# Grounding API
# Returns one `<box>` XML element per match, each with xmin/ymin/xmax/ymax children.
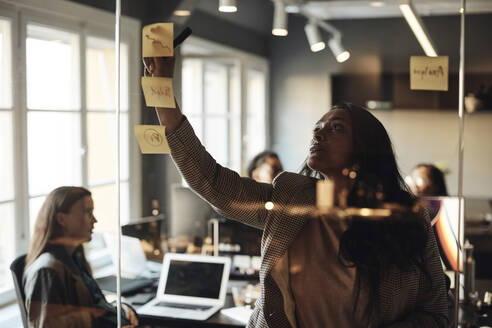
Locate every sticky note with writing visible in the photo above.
<box><xmin>142</xmin><ymin>23</ymin><xmax>173</xmax><ymax>57</ymax></box>
<box><xmin>134</xmin><ymin>125</ymin><xmax>170</xmax><ymax>154</ymax></box>
<box><xmin>317</xmin><ymin>179</ymin><xmax>335</xmax><ymax>213</ymax></box>
<box><xmin>141</xmin><ymin>76</ymin><xmax>176</xmax><ymax>108</ymax></box>
<box><xmin>410</xmin><ymin>56</ymin><xmax>449</xmax><ymax>91</ymax></box>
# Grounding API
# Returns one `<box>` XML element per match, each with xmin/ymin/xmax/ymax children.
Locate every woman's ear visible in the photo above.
<box><xmin>56</xmin><ymin>212</ymin><xmax>66</xmax><ymax>228</ymax></box>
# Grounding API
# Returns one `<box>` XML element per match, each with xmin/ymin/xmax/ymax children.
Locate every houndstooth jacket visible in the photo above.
<box><xmin>166</xmin><ymin>117</ymin><xmax>449</xmax><ymax>328</ymax></box>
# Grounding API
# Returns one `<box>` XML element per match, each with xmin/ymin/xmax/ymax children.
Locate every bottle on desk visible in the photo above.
<box><xmin>464</xmin><ymin>239</ymin><xmax>478</xmax><ymax>304</ymax></box>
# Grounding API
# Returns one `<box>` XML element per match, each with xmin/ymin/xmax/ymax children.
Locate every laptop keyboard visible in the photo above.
<box><xmin>155</xmin><ymin>301</ymin><xmax>213</xmax><ymax>311</ymax></box>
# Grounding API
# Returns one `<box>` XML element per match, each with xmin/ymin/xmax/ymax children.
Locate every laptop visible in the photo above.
<box><xmin>137</xmin><ymin>253</ymin><xmax>231</xmax><ymax>321</ymax></box>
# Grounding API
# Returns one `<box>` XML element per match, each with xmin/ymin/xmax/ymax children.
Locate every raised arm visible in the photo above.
<box><xmin>143</xmin><ymin>56</ymin><xmax>271</xmax><ymax>229</ymax></box>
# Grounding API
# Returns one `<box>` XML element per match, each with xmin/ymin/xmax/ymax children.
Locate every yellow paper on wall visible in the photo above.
<box><xmin>410</xmin><ymin>56</ymin><xmax>449</xmax><ymax>91</ymax></box>
<box><xmin>141</xmin><ymin>76</ymin><xmax>176</xmax><ymax>108</ymax></box>
<box><xmin>142</xmin><ymin>23</ymin><xmax>173</xmax><ymax>57</ymax></box>
<box><xmin>134</xmin><ymin>125</ymin><xmax>170</xmax><ymax>154</ymax></box>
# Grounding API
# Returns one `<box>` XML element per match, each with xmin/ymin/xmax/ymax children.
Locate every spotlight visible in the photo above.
<box><xmin>272</xmin><ymin>0</ymin><xmax>288</xmax><ymax>36</ymax></box>
<box><xmin>304</xmin><ymin>23</ymin><xmax>325</xmax><ymax>52</ymax></box>
<box><xmin>219</xmin><ymin>0</ymin><xmax>237</xmax><ymax>13</ymax></box>
<box><xmin>399</xmin><ymin>0</ymin><xmax>437</xmax><ymax>56</ymax></box>
<box><xmin>173</xmin><ymin>10</ymin><xmax>191</xmax><ymax>16</ymax></box>
<box><xmin>328</xmin><ymin>37</ymin><xmax>350</xmax><ymax>62</ymax></box>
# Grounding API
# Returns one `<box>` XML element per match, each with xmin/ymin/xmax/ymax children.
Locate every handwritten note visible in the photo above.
<box><xmin>142</xmin><ymin>23</ymin><xmax>173</xmax><ymax>57</ymax></box>
<box><xmin>134</xmin><ymin>125</ymin><xmax>170</xmax><ymax>154</ymax></box>
<box><xmin>410</xmin><ymin>56</ymin><xmax>449</xmax><ymax>91</ymax></box>
<box><xmin>141</xmin><ymin>76</ymin><xmax>175</xmax><ymax>108</ymax></box>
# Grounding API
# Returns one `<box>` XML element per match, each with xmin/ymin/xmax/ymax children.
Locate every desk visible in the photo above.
<box><xmin>125</xmin><ymin>282</ymin><xmax>250</xmax><ymax>328</ymax></box>
<box><xmin>136</xmin><ymin>294</ymin><xmax>246</xmax><ymax>328</ymax></box>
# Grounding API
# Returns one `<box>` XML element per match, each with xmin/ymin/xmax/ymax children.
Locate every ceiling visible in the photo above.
<box><xmin>301</xmin><ymin>0</ymin><xmax>492</xmax><ymax>20</ymax></box>
<box><xmin>187</xmin><ymin>0</ymin><xmax>492</xmax><ymax>36</ymax></box>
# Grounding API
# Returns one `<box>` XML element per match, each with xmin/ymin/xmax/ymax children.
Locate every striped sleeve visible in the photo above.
<box><xmin>166</xmin><ymin>117</ymin><xmax>272</xmax><ymax>229</ymax></box>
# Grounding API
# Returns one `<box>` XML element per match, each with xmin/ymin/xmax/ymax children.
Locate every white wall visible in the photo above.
<box><xmin>372</xmin><ymin>110</ymin><xmax>492</xmax><ymax>198</ymax></box>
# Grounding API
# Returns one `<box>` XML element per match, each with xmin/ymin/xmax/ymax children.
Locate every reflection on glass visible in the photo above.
<box><xmin>87</xmin><ymin>112</ymin><xmax>129</xmax><ymax>184</ymax></box>
<box><xmin>205</xmin><ymin>117</ymin><xmax>228</xmax><ymax>165</ymax></box>
<box><xmin>27</xmin><ymin>112</ymin><xmax>82</xmax><ymax>196</ymax></box>
<box><xmin>90</xmin><ymin>182</ymin><xmax>129</xmax><ymax>233</ymax></box>
<box><xmin>86</xmin><ymin>37</ymin><xmax>128</xmax><ymax>111</ymax></box>
<box><xmin>0</xmin><ymin>202</ymin><xmax>14</xmax><ymax>292</ymax></box>
<box><xmin>204</xmin><ymin>63</ymin><xmax>227</xmax><ymax>115</ymax></box>
<box><xmin>0</xmin><ymin>112</ymin><xmax>14</xmax><ymax>201</ymax></box>
<box><xmin>245</xmin><ymin>69</ymin><xmax>266</xmax><ymax>163</ymax></box>
<box><xmin>0</xmin><ymin>19</ymin><xmax>12</xmax><ymax>109</ymax></box>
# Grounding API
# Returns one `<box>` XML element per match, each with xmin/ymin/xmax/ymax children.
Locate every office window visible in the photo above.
<box><xmin>0</xmin><ymin>17</ymin><xmax>14</xmax><ymax>293</ymax></box>
<box><xmin>86</xmin><ymin>37</ymin><xmax>130</xmax><ymax>233</ymax></box>
<box><xmin>0</xmin><ymin>1</ymin><xmax>140</xmax><ymax>305</ymax></box>
<box><xmin>182</xmin><ymin>49</ymin><xmax>268</xmax><ymax>174</ymax></box>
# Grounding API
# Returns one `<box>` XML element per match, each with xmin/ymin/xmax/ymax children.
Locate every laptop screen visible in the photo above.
<box><xmin>164</xmin><ymin>260</ymin><xmax>225</xmax><ymax>299</ymax></box>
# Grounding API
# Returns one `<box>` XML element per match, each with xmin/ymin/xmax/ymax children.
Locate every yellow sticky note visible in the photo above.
<box><xmin>410</xmin><ymin>56</ymin><xmax>449</xmax><ymax>91</ymax></box>
<box><xmin>134</xmin><ymin>125</ymin><xmax>170</xmax><ymax>154</ymax></box>
<box><xmin>142</xmin><ymin>23</ymin><xmax>173</xmax><ymax>57</ymax></box>
<box><xmin>141</xmin><ymin>77</ymin><xmax>176</xmax><ymax>108</ymax></box>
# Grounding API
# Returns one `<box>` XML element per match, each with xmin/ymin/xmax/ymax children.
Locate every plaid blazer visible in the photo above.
<box><xmin>167</xmin><ymin>118</ymin><xmax>449</xmax><ymax>328</ymax></box>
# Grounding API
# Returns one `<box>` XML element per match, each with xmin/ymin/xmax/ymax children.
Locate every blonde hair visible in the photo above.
<box><xmin>25</xmin><ymin>186</ymin><xmax>92</xmax><ymax>271</ymax></box>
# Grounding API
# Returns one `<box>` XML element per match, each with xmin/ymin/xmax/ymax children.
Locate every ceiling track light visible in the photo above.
<box><xmin>272</xmin><ymin>0</ymin><xmax>288</xmax><ymax>36</ymax></box>
<box><xmin>219</xmin><ymin>0</ymin><xmax>237</xmax><ymax>13</ymax></box>
<box><xmin>304</xmin><ymin>23</ymin><xmax>325</xmax><ymax>52</ymax></box>
<box><xmin>328</xmin><ymin>37</ymin><xmax>350</xmax><ymax>63</ymax></box>
<box><xmin>399</xmin><ymin>0</ymin><xmax>438</xmax><ymax>57</ymax></box>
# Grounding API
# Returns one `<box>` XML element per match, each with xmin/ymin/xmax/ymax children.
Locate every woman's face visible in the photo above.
<box><xmin>410</xmin><ymin>166</ymin><xmax>433</xmax><ymax>196</ymax></box>
<box><xmin>307</xmin><ymin>108</ymin><xmax>354</xmax><ymax>177</ymax></box>
<box><xmin>57</xmin><ymin>196</ymin><xmax>96</xmax><ymax>245</ymax></box>
<box><xmin>252</xmin><ymin>156</ymin><xmax>283</xmax><ymax>183</ymax></box>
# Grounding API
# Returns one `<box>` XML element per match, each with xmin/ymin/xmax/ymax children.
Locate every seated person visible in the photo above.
<box><xmin>23</xmin><ymin>186</ymin><xmax>138</xmax><ymax>328</ymax></box>
<box><xmin>247</xmin><ymin>151</ymin><xmax>283</xmax><ymax>183</ymax></box>
<box><xmin>409</xmin><ymin>163</ymin><xmax>449</xmax><ymax>197</ymax></box>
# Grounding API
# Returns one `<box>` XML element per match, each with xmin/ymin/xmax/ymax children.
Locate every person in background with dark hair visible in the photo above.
<box><xmin>23</xmin><ymin>186</ymin><xmax>138</xmax><ymax>328</ymax></box>
<box><xmin>409</xmin><ymin>164</ymin><xmax>449</xmax><ymax>197</ymax></box>
<box><xmin>144</xmin><ymin>56</ymin><xmax>448</xmax><ymax>327</ymax></box>
<box><xmin>247</xmin><ymin>151</ymin><xmax>284</xmax><ymax>183</ymax></box>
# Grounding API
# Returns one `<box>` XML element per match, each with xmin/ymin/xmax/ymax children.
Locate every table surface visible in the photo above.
<box><xmin>124</xmin><ymin>281</ymin><xmax>251</xmax><ymax>328</ymax></box>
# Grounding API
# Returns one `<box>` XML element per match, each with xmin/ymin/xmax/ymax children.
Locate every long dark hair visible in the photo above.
<box><xmin>300</xmin><ymin>103</ymin><xmax>429</xmax><ymax>320</ymax></box>
<box><xmin>25</xmin><ymin>186</ymin><xmax>93</xmax><ymax>273</ymax></box>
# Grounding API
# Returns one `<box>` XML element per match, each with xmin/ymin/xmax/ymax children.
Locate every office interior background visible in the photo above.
<box><xmin>1</xmin><ymin>0</ymin><xmax>492</xmax><ymax>325</ymax></box>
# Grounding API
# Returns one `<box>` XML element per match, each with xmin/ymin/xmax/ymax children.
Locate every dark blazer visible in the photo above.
<box><xmin>167</xmin><ymin>118</ymin><xmax>449</xmax><ymax>328</ymax></box>
<box><xmin>23</xmin><ymin>244</ymin><xmax>130</xmax><ymax>328</ymax></box>
<box><xmin>23</xmin><ymin>245</ymin><xmax>97</xmax><ymax>327</ymax></box>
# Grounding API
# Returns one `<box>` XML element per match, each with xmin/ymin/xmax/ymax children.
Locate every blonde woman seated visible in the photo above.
<box><xmin>23</xmin><ymin>186</ymin><xmax>138</xmax><ymax>328</ymax></box>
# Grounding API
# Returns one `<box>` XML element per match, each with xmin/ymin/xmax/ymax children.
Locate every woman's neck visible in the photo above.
<box><xmin>321</xmin><ymin>173</ymin><xmax>354</xmax><ymax>207</ymax></box>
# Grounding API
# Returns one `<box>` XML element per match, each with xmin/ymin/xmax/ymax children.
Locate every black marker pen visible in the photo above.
<box><xmin>173</xmin><ymin>27</ymin><xmax>192</xmax><ymax>49</ymax></box>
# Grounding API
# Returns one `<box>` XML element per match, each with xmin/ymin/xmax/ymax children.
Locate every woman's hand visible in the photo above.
<box><xmin>122</xmin><ymin>304</ymin><xmax>139</xmax><ymax>327</ymax></box>
<box><xmin>143</xmin><ymin>56</ymin><xmax>174</xmax><ymax>78</ymax></box>
<box><xmin>142</xmin><ymin>56</ymin><xmax>183</xmax><ymax>133</ymax></box>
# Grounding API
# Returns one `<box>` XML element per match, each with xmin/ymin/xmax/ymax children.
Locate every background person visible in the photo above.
<box><xmin>23</xmin><ymin>186</ymin><xmax>138</xmax><ymax>328</ymax></box>
<box><xmin>247</xmin><ymin>150</ymin><xmax>284</xmax><ymax>183</ymax></box>
<box><xmin>409</xmin><ymin>163</ymin><xmax>449</xmax><ymax>197</ymax></box>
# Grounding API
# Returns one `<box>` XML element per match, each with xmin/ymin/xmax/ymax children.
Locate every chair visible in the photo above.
<box><xmin>10</xmin><ymin>254</ymin><xmax>28</xmax><ymax>328</ymax></box>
